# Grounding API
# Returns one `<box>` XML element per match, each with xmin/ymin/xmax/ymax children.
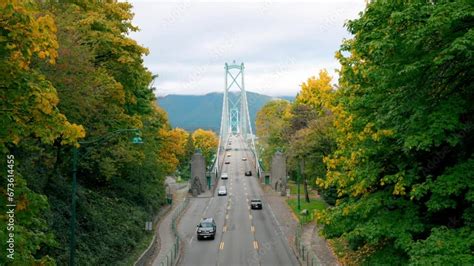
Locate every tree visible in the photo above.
<box><xmin>318</xmin><ymin>1</ymin><xmax>474</xmax><ymax>264</ymax></box>
<box><xmin>1</xmin><ymin>1</ymin><xmax>181</xmax><ymax>264</ymax></box>
<box><xmin>255</xmin><ymin>100</ymin><xmax>291</xmax><ymax>169</ymax></box>
<box><xmin>285</xmin><ymin>70</ymin><xmax>337</xmax><ymax>204</ymax></box>
<box><xmin>192</xmin><ymin>129</ymin><xmax>218</xmax><ymax>166</ymax></box>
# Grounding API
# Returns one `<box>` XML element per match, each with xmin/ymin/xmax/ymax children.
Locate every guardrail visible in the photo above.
<box><xmin>157</xmin><ymin>197</ymin><xmax>189</xmax><ymax>266</ymax></box>
<box><xmin>295</xmin><ymin>224</ymin><xmax>322</xmax><ymax>266</ymax></box>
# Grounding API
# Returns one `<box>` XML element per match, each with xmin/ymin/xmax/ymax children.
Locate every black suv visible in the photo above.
<box><xmin>197</xmin><ymin>218</ymin><xmax>216</xmax><ymax>240</ymax></box>
<box><xmin>250</xmin><ymin>199</ymin><xmax>263</xmax><ymax>209</ymax></box>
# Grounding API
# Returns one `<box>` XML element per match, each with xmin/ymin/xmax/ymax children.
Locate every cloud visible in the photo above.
<box><xmin>126</xmin><ymin>0</ymin><xmax>366</xmax><ymax>96</ymax></box>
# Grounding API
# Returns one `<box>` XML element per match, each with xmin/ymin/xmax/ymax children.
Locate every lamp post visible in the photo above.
<box><xmin>297</xmin><ymin>156</ymin><xmax>302</xmax><ymax>211</ymax></box>
<box><xmin>69</xmin><ymin>129</ymin><xmax>143</xmax><ymax>266</ymax></box>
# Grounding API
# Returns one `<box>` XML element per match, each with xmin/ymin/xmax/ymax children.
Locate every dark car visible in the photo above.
<box><xmin>250</xmin><ymin>199</ymin><xmax>263</xmax><ymax>209</ymax></box>
<box><xmin>245</xmin><ymin>170</ymin><xmax>252</xmax><ymax>176</ymax></box>
<box><xmin>197</xmin><ymin>218</ymin><xmax>216</xmax><ymax>240</ymax></box>
<box><xmin>225</xmin><ymin>161</ymin><xmax>230</xmax><ymax>164</ymax></box>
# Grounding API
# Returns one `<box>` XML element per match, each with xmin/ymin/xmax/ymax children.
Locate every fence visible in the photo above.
<box><xmin>295</xmin><ymin>224</ymin><xmax>322</xmax><ymax>266</ymax></box>
<box><xmin>157</xmin><ymin>197</ymin><xmax>189</xmax><ymax>266</ymax></box>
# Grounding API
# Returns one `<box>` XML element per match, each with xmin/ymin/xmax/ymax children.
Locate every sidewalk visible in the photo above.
<box><xmin>261</xmin><ymin>186</ymin><xmax>339</xmax><ymax>266</ymax></box>
<box><xmin>301</xmin><ymin>222</ymin><xmax>339</xmax><ymax>266</ymax></box>
<box><xmin>150</xmin><ymin>183</ymin><xmax>189</xmax><ymax>266</ymax></box>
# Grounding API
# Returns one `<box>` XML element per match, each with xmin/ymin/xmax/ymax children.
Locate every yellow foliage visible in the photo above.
<box><xmin>192</xmin><ymin>129</ymin><xmax>218</xmax><ymax>164</ymax></box>
<box><xmin>297</xmin><ymin>69</ymin><xmax>335</xmax><ymax>112</ymax></box>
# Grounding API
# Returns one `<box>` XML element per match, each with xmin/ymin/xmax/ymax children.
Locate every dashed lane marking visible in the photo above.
<box><xmin>220</xmin><ymin>242</ymin><xmax>225</xmax><ymax>250</ymax></box>
<box><xmin>251</xmin><ymin>226</ymin><xmax>255</xmax><ymax>232</ymax></box>
<box><xmin>223</xmin><ymin>225</ymin><xmax>227</xmax><ymax>232</ymax></box>
<box><xmin>226</xmin><ymin>214</ymin><xmax>229</xmax><ymax>220</ymax></box>
<box><xmin>253</xmin><ymin>241</ymin><xmax>258</xmax><ymax>250</ymax></box>
<box><xmin>249</xmin><ymin>214</ymin><xmax>252</xmax><ymax>220</ymax></box>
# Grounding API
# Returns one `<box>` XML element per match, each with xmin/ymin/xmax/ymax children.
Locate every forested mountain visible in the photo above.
<box><xmin>157</xmin><ymin>91</ymin><xmax>293</xmax><ymax>132</ymax></box>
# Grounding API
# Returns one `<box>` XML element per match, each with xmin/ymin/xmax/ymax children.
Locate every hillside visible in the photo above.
<box><xmin>157</xmin><ymin>91</ymin><xmax>293</xmax><ymax>132</ymax></box>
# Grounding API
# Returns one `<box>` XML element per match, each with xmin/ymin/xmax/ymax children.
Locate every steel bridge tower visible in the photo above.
<box><xmin>215</xmin><ymin>61</ymin><xmax>260</xmax><ymax>175</ymax></box>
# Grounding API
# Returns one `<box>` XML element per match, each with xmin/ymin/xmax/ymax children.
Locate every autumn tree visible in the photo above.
<box><xmin>0</xmin><ymin>1</ymin><xmax>84</xmax><ymax>264</ymax></box>
<box><xmin>318</xmin><ymin>1</ymin><xmax>474</xmax><ymax>264</ymax></box>
<box><xmin>255</xmin><ymin>100</ymin><xmax>291</xmax><ymax>169</ymax></box>
<box><xmin>192</xmin><ymin>129</ymin><xmax>218</xmax><ymax>166</ymax></box>
<box><xmin>1</xmin><ymin>0</ymin><xmax>185</xmax><ymax>264</ymax></box>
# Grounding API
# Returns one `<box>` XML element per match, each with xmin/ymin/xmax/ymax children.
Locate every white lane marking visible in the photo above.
<box><xmin>253</xmin><ymin>241</ymin><xmax>259</xmax><ymax>250</ymax></box>
<box><xmin>220</xmin><ymin>241</ymin><xmax>225</xmax><ymax>250</ymax></box>
<box><xmin>189</xmin><ymin>236</ymin><xmax>194</xmax><ymax>244</ymax></box>
<box><xmin>251</xmin><ymin>226</ymin><xmax>255</xmax><ymax>232</ymax></box>
<box><xmin>266</xmin><ymin>199</ymin><xmax>284</xmax><ymax>235</ymax></box>
<box><xmin>203</xmin><ymin>197</ymin><xmax>214</xmax><ymax>216</ymax></box>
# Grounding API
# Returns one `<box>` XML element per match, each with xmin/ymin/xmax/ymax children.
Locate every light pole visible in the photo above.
<box><xmin>69</xmin><ymin>129</ymin><xmax>143</xmax><ymax>266</ymax></box>
<box><xmin>297</xmin><ymin>156</ymin><xmax>302</xmax><ymax>211</ymax></box>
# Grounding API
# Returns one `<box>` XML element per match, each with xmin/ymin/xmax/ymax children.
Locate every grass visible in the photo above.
<box><xmin>287</xmin><ymin>181</ymin><xmax>299</xmax><ymax>195</ymax></box>
<box><xmin>286</xmin><ymin>197</ymin><xmax>327</xmax><ymax>224</ymax></box>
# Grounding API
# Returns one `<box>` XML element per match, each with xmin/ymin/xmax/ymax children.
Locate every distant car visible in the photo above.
<box><xmin>227</xmin><ymin>154</ymin><xmax>231</xmax><ymax>157</ymax></box>
<box><xmin>218</xmin><ymin>186</ymin><xmax>227</xmax><ymax>196</ymax></box>
<box><xmin>221</xmin><ymin>173</ymin><xmax>228</xmax><ymax>180</ymax></box>
<box><xmin>250</xmin><ymin>199</ymin><xmax>263</xmax><ymax>209</ymax></box>
<box><xmin>225</xmin><ymin>161</ymin><xmax>230</xmax><ymax>164</ymax></box>
<box><xmin>242</xmin><ymin>157</ymin><xmax>247</xmax><ymax>161</ymax></box>
<box><xmin>197</xmin><ymin>218</ymin><xmax>216</xmax><ymax>240</ymax></box>
<box><xmin>245</xmin><ymin>171</ymin><xmax>252</xmax><ymax>176</ymax></box>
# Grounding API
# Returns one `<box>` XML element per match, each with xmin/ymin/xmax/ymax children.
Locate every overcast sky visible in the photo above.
<box><xmin>127</xmin><ymin>0</ymin><xmax>366</xmax><ymax>97</ymax></box>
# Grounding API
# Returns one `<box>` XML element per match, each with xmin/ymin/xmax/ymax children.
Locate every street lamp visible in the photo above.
<box><xmin>69</xmin><ymin>129</ymin><xmax>143</xmax><ymax>266</ymax></box>
<box><xmin>297</xmin><ymin>156</ymin><xmax>302</xmax><ymax>212</ymax></box>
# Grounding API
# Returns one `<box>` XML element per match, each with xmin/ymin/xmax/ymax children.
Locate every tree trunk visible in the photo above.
<box><xmin>304</xmin><ymin>177</ymin><xmax>310</xmax><ymax>203</ymax></box>
<box><xmin>301</xmin><ymin>158</ymin><xmax>310</xmax><ymax>202</ymax></box>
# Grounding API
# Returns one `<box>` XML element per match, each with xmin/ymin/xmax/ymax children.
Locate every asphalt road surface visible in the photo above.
<box><xmin>178</xmin><ymin>135</ymin><xmax>299</xmax><ymax>266</ymax></box>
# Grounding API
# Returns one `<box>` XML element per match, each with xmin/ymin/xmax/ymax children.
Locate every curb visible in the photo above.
<box><xmin>134</xmin><ymin>204</ymin><xmax>172</xmax><ymax>266</ymax></box>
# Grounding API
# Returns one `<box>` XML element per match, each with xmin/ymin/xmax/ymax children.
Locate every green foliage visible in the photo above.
<box><xmin>255</xmin><ymin>99</ymin><xmax>291</xmax><ymax>169</ymax></box>
<box><xmin>318</xmin><ymin>0</ymin><xmax>474</xmax><ymax>264</ymax></box>
<box><xmin>0</xmin><ymin>0</ymin><xmax>191</xmax><ymax>264</ymax></box>
<box><xmin>256</xmin><ymin>72</ymin><xmax>337</xmax><ymax>205</ymax></box>
<box><xmin>0</xmin><ymin>171</ymin><xmax>56</xmax><ymax>265</ymax></box>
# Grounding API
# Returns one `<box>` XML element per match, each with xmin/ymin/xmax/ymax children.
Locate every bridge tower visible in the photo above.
<box><xmin>215</xmin><ymin>61</ymin><xmax>260</xmax><ymax>175</ymax></box>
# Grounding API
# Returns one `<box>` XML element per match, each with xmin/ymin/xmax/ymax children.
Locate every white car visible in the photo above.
<box><xmin>242</xmin><ymin>157</ymin><xmax>247</xmax><ymax>161</ymax></box>
<box><xmin>218</xmin><ymin>186</ymin><xmax>227</xmax><ymax>196</ymax></box>
<box><xmin>221</xmin><ymin>173</ymin><xmax>228</xmax><ymax>180</ymax></box>
<box><xmin>227</xmin><ymin>154</ymin><xmax>231</xmax><ymax>157</ymax></box>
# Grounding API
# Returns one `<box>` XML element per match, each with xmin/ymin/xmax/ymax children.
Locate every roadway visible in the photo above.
<box><xmin>177</xmin><ymin>135</ymin><xmax>298</xmax><ymax>266</ymax></box>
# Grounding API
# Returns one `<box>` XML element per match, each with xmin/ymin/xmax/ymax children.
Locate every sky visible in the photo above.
<box><xmin>127</xmin><ymin>0</ymin><xmax>366</xmax><ymax>97</ymax></box>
